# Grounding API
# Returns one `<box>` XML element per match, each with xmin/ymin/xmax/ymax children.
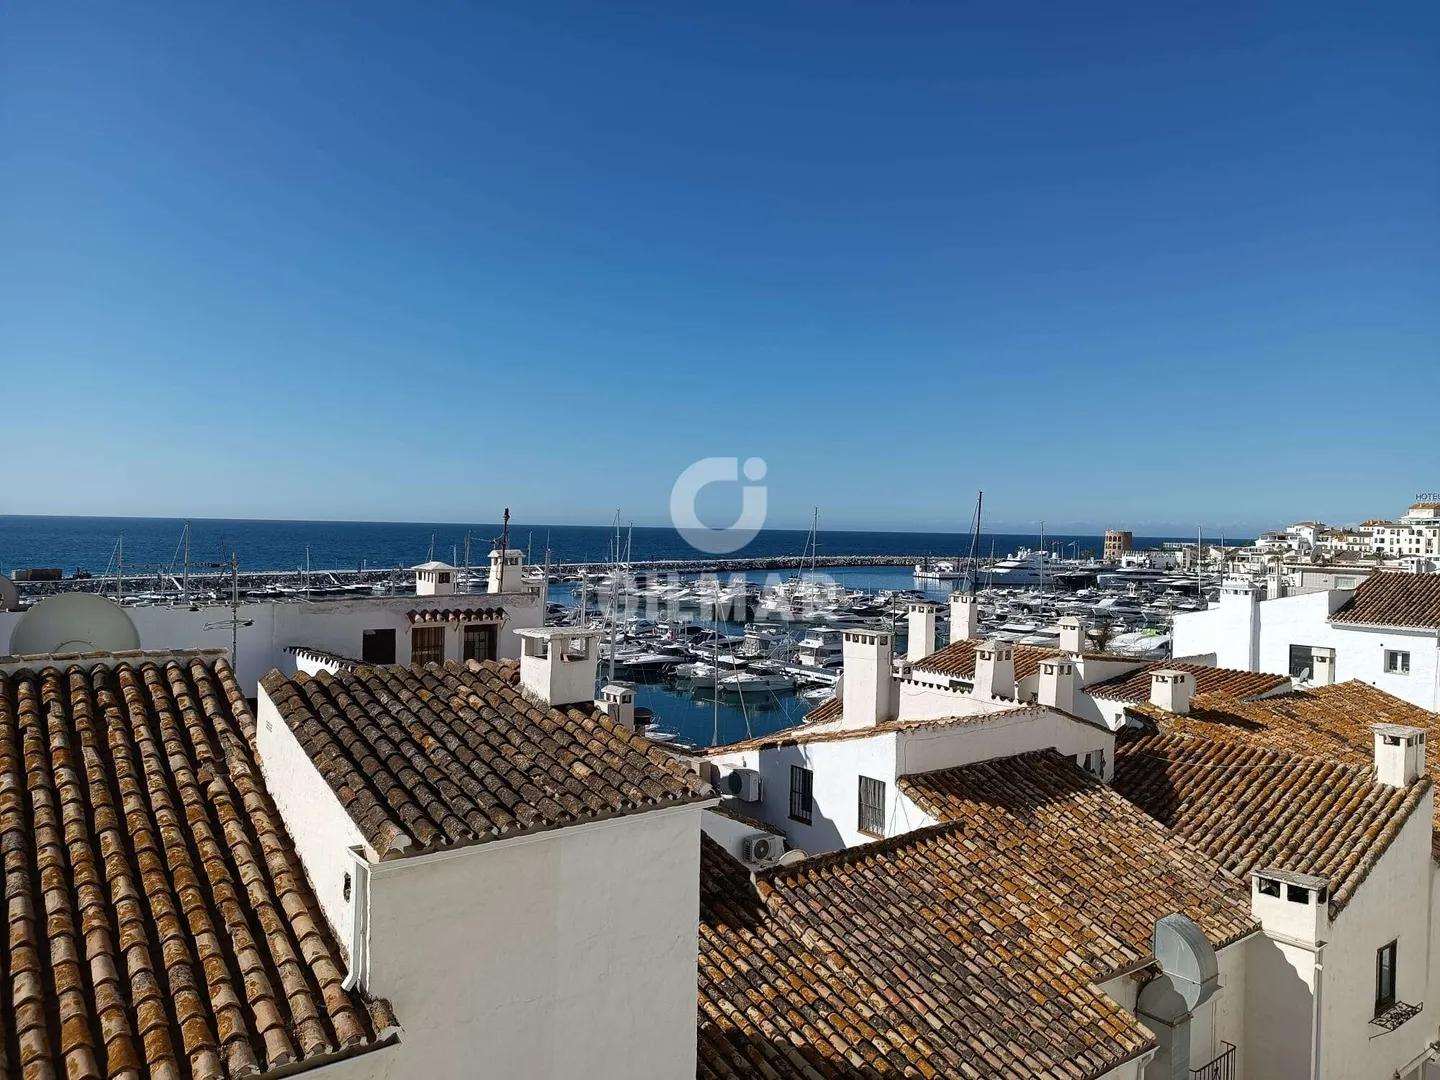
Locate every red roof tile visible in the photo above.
<box><xmin>699</xmin><ymin>752</ymin><xmax>1254</xmax><ymax>1080</ymax></box>
<box><xmin>0</xmin><ymin>656</ymin><xmax>396</xmax><ymax>1080</ymax></box>
<box><xmin>1330</xmin><ymin>571</ymin><xmax>1440</xmax><ymax>628</ymax></box>
<box><xmin>260</xmin><ymin>658</ymin><xmax>711</xmax><ymax>858</ymax></box>
<box><xmin>1086</xmin><ymin>661</ymin><xmax>1291</xmax><ymax>704</ymax></box>
<box><xmin>1113</xmin><ymin>728</ymin><xmax>1429</xmax><ymax>913</ymax></box>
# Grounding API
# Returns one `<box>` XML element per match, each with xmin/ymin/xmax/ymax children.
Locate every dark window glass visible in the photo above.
<box><xmin>411</xmin><ymin>626</ymin><xmax>445</xmax><ymax>666</ymax></box>
<box><xmin>362</xmin><ymin>628</ymin><xmax>396</xmax><ymax>664</ymax></box>
<box><xmin>1376</xmin><ymin>941</ymin><xmax>1397</xmax><ymax>1015</ymax></box>
<box><xmin>463</xmin><ymin>624</ymin><xmax>497</xmax><ymax>663</ymax></box>
<box><xmin>858</xmin><ymin>776</ymin><xmax>886</xmax><ymax>837</ymax></box>
<box><xmin>1288</xmin><ymin>645</ymin><xmax>1315</xmax><ymax>679</ymax></box>
<box><xmin>789</xmin><ymin>766</ymin><xmax>813</xmax><ymax>825</ymax></box>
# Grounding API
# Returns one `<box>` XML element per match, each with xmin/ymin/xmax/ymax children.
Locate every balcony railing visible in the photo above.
<box><xmin>1191</xmin><ymin>1041</ymin><xmax>1236</xmax><ymax>1080</ymax></box>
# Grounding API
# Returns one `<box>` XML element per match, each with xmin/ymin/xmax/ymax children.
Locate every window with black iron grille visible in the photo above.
<box><xmin>789</xmin><ymin>766</ymin><xmax>813</xmax><ymax>824</ymax></box>
<box><xmin>411</xmin><ymin>625</ymin><xmax>445</xmax><ymax>666</ymax></box>
<box><xmin>858</xmin><ymin>776</ymin><xmax>885</xmax><ymax>837</ymax></box>
<box><xmin>1376</xmin><ymin>940</ymin><xmax>1397</xmax><ymax>1016</ymax></box>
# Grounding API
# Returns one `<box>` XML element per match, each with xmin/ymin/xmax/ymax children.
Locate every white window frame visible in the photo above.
<box><xmin>1385</xmin><ymin>649</ymin><xmax>1411</xmax><ymax>676</ymax></box>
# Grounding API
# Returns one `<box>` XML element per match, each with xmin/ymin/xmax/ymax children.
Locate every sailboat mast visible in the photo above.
<box><xmin>182</xmin><ymin>521</ymin><xmax>191</xmax><ymax>604</ymax></box>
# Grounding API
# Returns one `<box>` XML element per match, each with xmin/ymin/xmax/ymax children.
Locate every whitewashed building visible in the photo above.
<box><xmin>0</xmin><ymin>546</ymin><xmax>544</xmax><ymax>691</ymax></box>
<box><xmin>1173</xmin><ymin>572</ymin><xmax>1440</xmax><ymax>710</ymax></box>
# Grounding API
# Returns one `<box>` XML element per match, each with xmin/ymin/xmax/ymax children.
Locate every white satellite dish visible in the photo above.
<box><xmin>0</xmin><ymin>577</ymin><xmax>18</xmax><ymax>613</ymax></box>
<box><xmin>8</xmin><ymin>593</ymin><xmax>141</xmax><ymax>657</ymax></box>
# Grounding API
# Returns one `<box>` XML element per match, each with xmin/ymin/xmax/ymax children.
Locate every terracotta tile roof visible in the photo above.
<box><xmin>698</xmin><ymin>752</ymin><xmax>1254</xmax><ymax>1080</ymax></box>
<box><xmin>707</xmin><ymin>702</ymin><xmax>1071</xmax><ymax>754</ymax></box>
<box><xmin>1113</xmin><ymin>729</ymin><xmax>1430</xmax><ymax>914</ymax></box>
<box><xmin>910</xmin><ymin>641</ymin><xmax>1138</xmax><ymax>682</ymax></box>
<box><xmin>260</xmin><ymin>658</ymin><xmax>712</xmax><ymax>859</ymax></box>
<box><xmin>1329</xmin><ymin>571</ymin><xmax>1440</xmax><ymax>628</ymax></box>
<box><xmin>404</xmin><ymin>607</ymin><xmax>506</xmax><ymax>623</ymax></box>
<box><xmin>1126</xmin><ymin>681</ymin><xmax>1440</xmax><ymax>858</ymax></box>
<box><xmin>801</xmin><ymin>692</ymin><xmax>842</xmax><ymax>724</ymax></box>
<box><xmin>0</xmin><ymin>656</ymin><xmax>397</xmax><ymax>1080</ymax></box>
<box><xmin>1086</xmin><ymin>661</ymin><xmax>1291</xmax><ymax>704</ymax></box>
<box><xmin>910</xmin><ymin>639</ymin><xmax>1059</xmax><ymax>681</ymax></box>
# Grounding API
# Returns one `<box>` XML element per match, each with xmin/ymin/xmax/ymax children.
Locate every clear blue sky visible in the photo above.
<box><xmin>2</xmin><ymin>2</ymin><xmax>1437</xmax><ymax>535</ymax></box>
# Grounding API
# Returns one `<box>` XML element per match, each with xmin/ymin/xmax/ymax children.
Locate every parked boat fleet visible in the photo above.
<box><xmin>561</xmin><ymin>562</ymin><xmax>1197</xmax><ymax>724</ymax></box>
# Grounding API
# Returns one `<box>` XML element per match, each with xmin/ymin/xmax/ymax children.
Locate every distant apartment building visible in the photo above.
<box><xmin>1105</xmin><ymin>528</ymin><xmax>1134</xmax><ymax>561</ymax></box>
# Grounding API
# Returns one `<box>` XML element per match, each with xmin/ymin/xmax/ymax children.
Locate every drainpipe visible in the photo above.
<box><xmin>1310</xmin><ymin>944</ymin><xmax>1325</xmax><ymax>1080</ymax></box>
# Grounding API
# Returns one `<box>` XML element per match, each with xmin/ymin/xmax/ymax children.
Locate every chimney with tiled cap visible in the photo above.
<box><xmin>973</xmin><ymin>639</ymin><xmax>1015</xmax><ymax>701</ymax></box>
<box><xmin>1038</xmin><ymin>656</ymin><xmax>1076</xmax><ymax>713</ymax></box>
<box><xmin>1373</xmin><ymin>724</ymin><xmax>1426</xmax><ymax>787</ymax></box>
<box><xmin>949</xmin><ymin>589</ymin><xmax>978</xmax><ymax>643</ymax></box>
<box><xmin>841</xmin><ymin>628</ymin><xmax>895</xmax><ymax>729</ymax></box>
<box><xmin>595</xmin><ymin>684</ymin><xmax>636</xmax><ymax>733</ymax></box>
<box><xmin>1150</xmin><ymin>670</ymin><xmax>1194</xmax><ymax>715</ymax></box>
<box><xmin>906</xmin><ymin>602</ymin><xmax>938</xmax><ymax>661</ymax></box>
<box><xmin>515</xmin><ymin>627</ymin><xmax>602</xmax><ymax>707</ymax></box>
<box><xmin>1057</xmin><ymin>616</ymin><xmax>1085</xmax><ymax>654</ymax></box>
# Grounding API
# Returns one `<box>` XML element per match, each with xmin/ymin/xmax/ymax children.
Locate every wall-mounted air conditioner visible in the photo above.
<box><xmin>742</xmin><ymin>833</ymin><xmax>784</xmax><ymax>865</ymax></box>
<box><xmin>720</xmin><ymin>767</ymin><xmax>762</xmax><ymax>802</ymax></box>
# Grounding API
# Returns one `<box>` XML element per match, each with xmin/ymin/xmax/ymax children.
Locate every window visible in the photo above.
<box><xmin>362</xmin><ymin>628</ymin><xmax>396</xmax><ymax>664</ymax></box>
<box><xmin>463</xmin><ymin>624</ymin><xmax>497</xmax><ymax>663</ymax></box>
<box><xmin>1376</xmin><ymin>941</ymin><xmax>1398</xmax><ymax>1015</ymax></box>
<box><xmin>1385</xmin><ymin>650</ymin><xmax>1411</xmax><ymax>675</ymax></box>
<box><xmin>789</xmin><ymin>766</ymin><xmax>814</xmax><ymax>825</ymax></box>
<box><xmin>858</xmin><ymin>776</ymin><xmax>886</xmax><ymax>837</ymax></box>
<box><xmin>438</xmin><ymin>572</ymin><xmax>452</xmax><ymax>584</ymax></box>
<box><xmin>411</xmin><ymin>626</ymin><xmax>445</xmax><ymax>666</ymax></box>
<box><xmin>1288</xmin><ymin>644</ymin><xmax>1316</xmax><ymax>679</ymax></box>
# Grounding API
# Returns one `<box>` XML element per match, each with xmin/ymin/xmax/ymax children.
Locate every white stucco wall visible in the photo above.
<box><xmin>255</xmin><ymin>687</ymin><xmax>372</xmax><ymax>963</ymax></box>
<box><xmin>700</xmin><ymin>807</ymin><xmax>781</xmax><ymax>860</ymax></box>
<box><xmin>1172</xmin><ymin>589</ymin><xmax>1440</xmax><ymax>710</ymax></box>
<box><xmin>708</xmin><ymin>733</ymin><xmax>901</xmax><ymax>853</ymax></box>
<box><xmin>361</xmin><ymin>804</ymin><xmax>705</xmax><ymax>1080</ymax></box>
<box><xmin>1316</xmin><ymin>792</ymin><xmax>1435</xmax><ymax>1079</ymax></box>
<box><xmin>1</xmin><ymin>588</ymin><xmax>544</xmax><ymax>693</ymax></box>
<box><xmin>707</xmin><ymin>709</ymin><xmax>1115</xmax><ymax>853</ymax></box>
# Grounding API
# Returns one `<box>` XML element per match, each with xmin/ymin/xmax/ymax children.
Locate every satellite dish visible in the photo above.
<box><xmin>776</xmin><ymin>849</ymin><xmax>808</xmax><ymax>868</ymax></box>
<box><xmin>0</xmin><ymin>577</ymin><xmax>18</xmax><ymax>613</ymax></box>
<box><xmin>8</xmin><ymin>593</ymin><xmax>141</xmax><ymax>657</ymax></box>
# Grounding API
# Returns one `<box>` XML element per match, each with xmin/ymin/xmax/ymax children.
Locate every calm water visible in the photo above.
<box><xmin>0</xmin><ymin>514</ymin><xmax>1225</xmax><ymax>576</ymax></box>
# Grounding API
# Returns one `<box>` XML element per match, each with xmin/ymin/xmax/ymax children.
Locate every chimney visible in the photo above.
<box><xmin>1057</xmin><ymin>616</ymin><xmax>1085</xmax><ymax>655</ymax></box>
<box><xmin>1149</xmin><ymin>670</ymin><xmax>1194</xmax><ymax>715</ymax></box>
<box><xmin>596</xmin><ymin>684</ymin><xmax>636</xmax><ymax>733</ymax></box>
<box><xmin>1250</xmin><ymin>869</ymin><xmax>1329</xmax><ymax>946</ymax></box>
<box><xmin>841</xmin><ymin>628</ymin><xmax>894</xmax><ymax>729</ymax></box>
<box><xmin>949</xmin><ymin>590</ymin><xmax>978</xmax><ymax>643</ymax></box>
<box><xmin>973</xmin><ymin>639</ymin><xmax>1015</xmax><ymax>701</ymax></box>
<box><xmin>906</xmin><ymin>602</ymin><xmax>938</xmax><ymax>661</ymax></box>
<box><xmin>1373</xmin><ymin>724</ymin><xmax>1426</xmax><ymax>787</ymax></box>
<box><xmin>1218</xmin><ymin>581</ymin><xmax>1260</xmax><ymax>671</ymax></box>
<box><xmin>488</xmin><ymin>548</ymin><xmax>524</xmax><ymax>594</ymax></box>
<box><xmin>1038</xmin><ymin>656</ymin><xmax>1075</xmax><ymax>713</ymax></box>
<box><xmin>414</xmin><ymin>562</ymin><xmax>458</xmax><ymax>597</ymax></box>
<box><xmin>515</xmin><ymin>627</ymin><xmax>601</xmax><ymax>707</ymax></box>
<box><xmin>1311</xmin><ymin>648</ymin><xmax>1335</xmax><ymax>686</ymax></box>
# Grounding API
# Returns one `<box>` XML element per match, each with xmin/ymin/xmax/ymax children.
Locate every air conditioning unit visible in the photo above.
<box><xmin>742</xmin><ymin>833</ymin><xmax>784</xmax><ymax>865</ymax></box>
<box><xmin>720</xmin><ymin>767</ymin><xmax>763</xmax><ymax>802</ymax></box>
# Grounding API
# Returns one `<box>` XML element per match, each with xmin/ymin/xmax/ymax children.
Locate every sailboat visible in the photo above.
<box><xmin>914</xmin><ymin>491</ymin><xmax>984</xmax><ymax>585</ymax></box>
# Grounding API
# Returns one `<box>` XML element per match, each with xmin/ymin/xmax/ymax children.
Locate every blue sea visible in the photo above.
<box><xmin>0</xmin><ymin>514</ymin><xmax>1229</xmax><ymax>577</ymax></box>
